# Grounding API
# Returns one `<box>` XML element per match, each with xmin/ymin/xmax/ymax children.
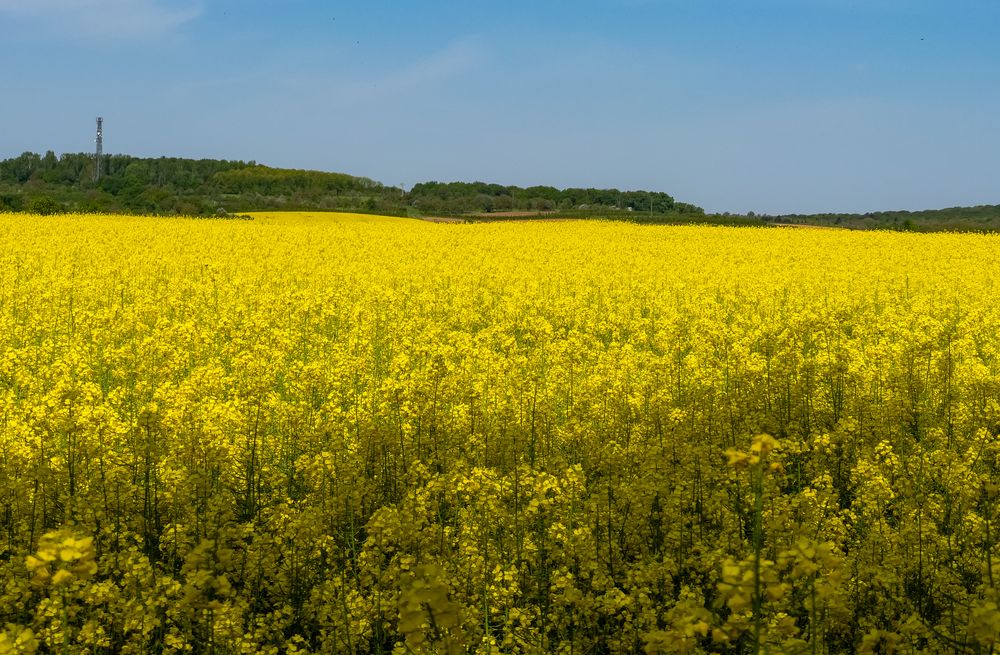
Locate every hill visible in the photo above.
<box><xmin>763</xmin><ymin>205</ymin><xmax>1000</xmax><ymax>232</ymax></box>
<box><xmin>5</xmin><ymin>151</ymin><xmax>996</xmax><ymax>231</ymax></box>
<box><xmin>0</xmin><ymin>152</ymin><xmax>705</xmax><ymax>223</ymax></box>
<box><xmin>0</xmin><ymin>152</ymin><xmax>391</xmax><ymax>216</ymax></box>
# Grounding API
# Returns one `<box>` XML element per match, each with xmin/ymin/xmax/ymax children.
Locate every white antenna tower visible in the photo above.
<box><xmin>94</xmin><ymin>117</ymin><xmax>103</xmax><ymax>182</ymax></box>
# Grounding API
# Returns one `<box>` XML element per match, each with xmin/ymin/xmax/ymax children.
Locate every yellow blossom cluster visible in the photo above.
<box><xmin>0</xmin><ymin>211</ymin><xmax>998</xmax><ymax>653</ymax></box>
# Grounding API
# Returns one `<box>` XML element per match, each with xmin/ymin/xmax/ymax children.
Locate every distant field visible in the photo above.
<box><xmin>1</xmin><ymin>212</ymin><xmax>998</xmax><ymax>654</ymax></box>
<box><xmin>247</xmin><ymin>210</ymin><xmax>417</xmax><ymax>223</ymax></box>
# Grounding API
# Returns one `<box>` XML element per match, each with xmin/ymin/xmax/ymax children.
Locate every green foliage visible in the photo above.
<box><xmin>765</xmin><ymin>205</ymin><xmax>1000</xmax><ymax>232</ymax></box>
<box><xmin>408</xmin><ymin>180</ymin><xmax>701</xmax><ymax>216</ymax></box>
<box><xmin>25</xmin><ymin>196</ymin><xmax>63</xmax><ymax>215</ymax></box>
<box><xmin>213</xmin><ymin>165</ymin><xmax>379</xmax><ymax>195</ymax></box>
<box><xmin>0</xmin><ymin>193</ymin><xmax>24</xmax><ymax>212</ymax></box>
<box><xmin>0</xmin><ymin>152</ymin><xmax>400</xmax><ymax>217</ymax></box>
<box><xmin>0</xmin><ymin>151</ymin><xmax>706</xmax><ymax>222</ymax></box>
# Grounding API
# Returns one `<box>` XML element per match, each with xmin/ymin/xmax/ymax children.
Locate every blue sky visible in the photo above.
<box><xmin>1</xmin><ymin>0</ymin><xmax>998</xmax><ymax>214</ymax></box>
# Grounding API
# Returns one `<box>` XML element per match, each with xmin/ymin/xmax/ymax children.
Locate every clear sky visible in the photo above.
<box><xmin>1</xmin><ymin>0</ymin><xmax>998</xmax><ymax>214</ymax></box>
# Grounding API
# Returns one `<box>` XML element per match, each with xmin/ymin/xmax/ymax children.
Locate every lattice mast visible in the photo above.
<box><xmin>94</xmin><ymin>117</ymin><xmax>103</xmax><ymax>182</ymax></box>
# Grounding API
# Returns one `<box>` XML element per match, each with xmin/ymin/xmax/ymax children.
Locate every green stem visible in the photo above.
<box><xmin>753</xmin><ymin>464</ymin><xmax>763</xmax><ymax>655</ymax></box>
<box><xmin>61</xmin><ymin>589</ymin><xmax>69</xmax><ymax>655</ymax></box>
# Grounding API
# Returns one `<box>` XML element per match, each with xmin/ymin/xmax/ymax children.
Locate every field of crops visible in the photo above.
<box><xmin>1</xmin><ymin>211</ymin><xmax>998</xmax><ymax>654</ymax></box>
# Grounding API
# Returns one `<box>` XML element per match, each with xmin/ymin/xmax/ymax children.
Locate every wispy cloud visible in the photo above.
<box><xmin>225</xmin><ymin>36</ymin><xmax>489</xmax><ymax>111</ymax></box>
<box><xmin>0</xmin><ymin>0</ymin><xmax>201</xmax><ymax>39</ymax></box>
<box><xmin>332</xmin><ymin>37</ymin><xmax>488</xmax><ymax>106</ymax></box>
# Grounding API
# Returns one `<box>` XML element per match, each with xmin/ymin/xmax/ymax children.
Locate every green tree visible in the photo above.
<box><xmin>26</xmin><ymin>196</ymin><xmax>63</xmax><ymax>215</ymax></box>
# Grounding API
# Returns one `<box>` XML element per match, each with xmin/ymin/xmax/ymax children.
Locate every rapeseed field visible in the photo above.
<box><xmin>0</xmin><ymin>212</ymin><xmax>998</xmax><ymax>654</ymax></box>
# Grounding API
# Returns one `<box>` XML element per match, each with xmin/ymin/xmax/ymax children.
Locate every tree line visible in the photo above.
<box><xmin>0</xmin><ymin>151</ymin><xmax>392</xmax><ymax>216</ymax></box>
<box><xmin>406</xmin><ymin>180</ymin><xmax>703</xmax><ymax>215</ymax></box>
<box><xmin>0</xmin><ymin>151</ymin><xmax>704</xmax><ymax>220</ymax></box>
<box><xmin>763</xmin><ymin>204</ymin><xmax>1000</xmax><ymax>232</ymax></box>
<box><xmin>5</xmin><ymin>151</ymin><xmax>999</xmax><ymax>231</ymax></box>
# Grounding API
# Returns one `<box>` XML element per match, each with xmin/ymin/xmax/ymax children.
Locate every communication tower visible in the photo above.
<box><xmin>94</xmin><ymin>117</ymin><xmax>103</xmax><ymax>182</ymax></box>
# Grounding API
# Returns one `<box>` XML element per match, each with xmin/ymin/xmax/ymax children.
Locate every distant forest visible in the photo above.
<box><xmin>3</xmin><ymin>151</ymin><xmax>998</xmax><ymax>231</ymax></box>
<box><xmin>0</xmin><ymin>152</ymin><xmax>388</xmax><ymax>216</ymax></box>
<box><xmin>763</xmin><ymin>205</ymin><xmax>1000</xmax><ymax>232</ymax></box>
<box><xmin>407</xmin><ymin>181</ymin><xmax>703</xmax><ymax>215</ymax></box>
<box><xmin>0</xmin><ymin>151</ymin><xmax>703</xmax><ymax>221</ymax></box>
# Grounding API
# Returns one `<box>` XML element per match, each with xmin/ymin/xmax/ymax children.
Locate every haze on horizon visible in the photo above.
<box><xmin>1</xmin><ymin>0</ymin><xmax>997</xmax><ymax>215</ymax></box>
